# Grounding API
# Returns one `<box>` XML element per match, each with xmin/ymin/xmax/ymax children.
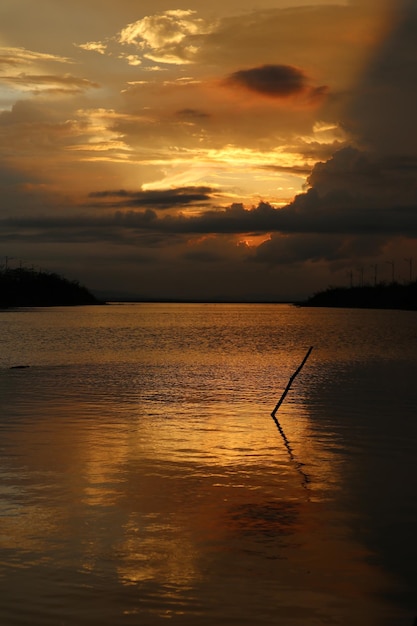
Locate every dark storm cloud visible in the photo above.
<box><xmin>171</xmin><ymin>198</ymin><xmax>417</xmax><ymax>236</ymax></box>
<box><xmin>0</xmin><ymin>209</ymin><xmax>162</xmax><ymax>245</ymax></box>
<box><xmin>260</xmin><ymin>164</ymin><xmax>313</xmax><ymax>176</ymax></box>
<box><xmin>88</xmin><ymin>186</ymin><xmax>215</xmax><ymax>208</ymax></box>
<box><xmin>226</xmin><ymin>64</ymin><xmax>305</xmax><ymax>96</ymax></box>
<box><xmin>153</xmin><ymin>147</ymin><xmax>417</xmax><ymax>236</ymax></box>
<box><xmin>269</xmin><ymin>148</ymin><xmax>417</xmax><ymax>237</ymax></box>
<box><xmin>304</xmin><ymin>147</ymin><xmax>417</xmax><ymax>208</ymax></box>
<box><xmin>347</xmin><ymin>0</ymin><xmax>417</xmax><ymax>157</ymax></box>
<box><xmin>225</xmin><ymin>64</ymin><xmax>327</xmax><ymax>100</ymax></box>
<box><xmin>2</xmin><ymin>196</ymin><xmax>417</xmax><ymax>246</ymax></box>
<box><xmin>254</xmin><ymin>232</ymin><xmax>387</xmax><ymax>265</ymax></box>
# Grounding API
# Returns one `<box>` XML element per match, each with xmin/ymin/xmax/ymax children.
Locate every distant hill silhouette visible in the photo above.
<box><xmin>298</xmin><ymin>281</ymin><xmax>417</xmax><ymax>311</ymax></box>
<box><xmin>0</xmin><ymin>267</ymin><xmax>101</xmax><ymax>308</ymax></box>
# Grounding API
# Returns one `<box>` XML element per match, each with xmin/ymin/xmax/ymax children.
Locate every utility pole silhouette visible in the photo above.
<box><xmin>370</xmin><ymin>263</ymin><xmax>378</xmax><ymax>286</ymax></box>
<box><xmin>386</xmin><ymin>260</ymin><xmax>395</xmax><ymax>284</ymax></box>
<box><xmin>404</xmin><ymin>257</ymin><xmax>413</xmax><ymax>283</ymax></box>
<box><xmin>357</xmin><ymin>265</ymin><xmax>364</xmax><ymax>287</ymax></box>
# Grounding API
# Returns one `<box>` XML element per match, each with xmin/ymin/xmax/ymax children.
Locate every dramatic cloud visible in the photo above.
<box><xmin>88</xmin><ymin>186</ymin><xmax>216</xmax><ymax>208</ymax></box>
<box><xmin>347</xmin><ymin>0</ymin><xmax>417</xmax><ymax>157</ymax></box>
<box><xmin>225</xmin><ymin>64</ymin><xmax>328</xmax><ymax>101</ymax></box>
<box><xmin>1</xmin><ymin>0</ymin><xmax>416</xmax><ymax>299</ymax></box>
<box><xmin>4</xmin><ymin>145</ymin><xmax>417</xmax><ymax>240</ymax></box>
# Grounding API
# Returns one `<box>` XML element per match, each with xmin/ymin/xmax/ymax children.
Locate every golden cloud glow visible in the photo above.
<box><xmin>77</xmin><ymin>41</ymin><xmax>107</xmax><ymax>55</ymax></box>
<box><xmin>1</xmin><ymin>73</ymin><xmax>99</xmax><ymax>94</ymax></box>
<box><xmin>0</xmin><ymin>46</ymin><xmax>74</xmax><ymax>66</ymax></box>
<box><xmin>139</xmin><ymin>144</ymin><xmax>313</xmax><ymax>203</ymax></box>
<box><xmin>118</xmin><ymin>53</ymin><xmax>142</xmax><ymax>66</ymax></box>
<box><xmin>117</xmin><ymin>9</ymin><xmax>215</xmax><ymax>65</ymax></box>
<box><xmin>119</xmin><ymin>10</ymin><xmax>212</xmax><ymax>47</ymax></box>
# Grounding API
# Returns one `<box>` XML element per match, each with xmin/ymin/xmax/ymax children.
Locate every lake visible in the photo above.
<box><xmin>0</xmin><ymin>303</ymin><xmax>416</xmax><ymax>625</ymax></box>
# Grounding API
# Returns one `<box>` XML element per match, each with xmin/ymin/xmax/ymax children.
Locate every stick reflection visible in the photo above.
<box><xmin>271</xmin><ymin>413</ymin><xmax>310</xmax><ymax>490</ymax></box>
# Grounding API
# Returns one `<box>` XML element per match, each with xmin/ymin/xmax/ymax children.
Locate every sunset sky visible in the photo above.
<box><xmin>1</xmin><ymin>0</ymin><xmax>416</xmax><ymax>300</ymax></box>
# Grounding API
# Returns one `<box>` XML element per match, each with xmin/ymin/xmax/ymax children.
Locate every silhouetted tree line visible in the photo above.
<box><xmin>0</xmin><ymin>267</ymin><xmax>101</xmax><ymax>308</ymax></box>
<box><xmin>299</xmin><ymin>281</ymin><xmax>417</xmax><ymax>311</ymax></box>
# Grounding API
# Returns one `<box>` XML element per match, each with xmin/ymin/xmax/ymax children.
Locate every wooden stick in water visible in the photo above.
<box><xmin>271</xmin><ymin>346</ymin><xmax>313</xmax><ymax>418</ymax></box>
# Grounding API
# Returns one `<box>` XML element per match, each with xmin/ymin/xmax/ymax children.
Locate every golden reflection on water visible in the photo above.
<box><xmin>116</xmin><ymin>513</ymin><xmax>200</xmax><ymax>588</ymax></box>
<box><xmin>2</xmin><ymin>301</ymin><xmax>416</xmax><ymax>626</ymax></box>
<box><xmin>0</xmin><ymin>387</ymin><xmax>405</xmax><ymax>625</ymax></box>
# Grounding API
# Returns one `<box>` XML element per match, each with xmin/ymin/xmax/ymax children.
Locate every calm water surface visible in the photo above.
<box><xmin>0</xmin><ymin>303</ymin><xmax>416</xmax><ymax>625</ymax></box>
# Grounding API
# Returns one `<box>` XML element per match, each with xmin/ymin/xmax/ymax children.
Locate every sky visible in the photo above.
<box><xmin>1</xmin><ymin>0</ymin><xmax>416</xmax><ymax>300</ymax></box>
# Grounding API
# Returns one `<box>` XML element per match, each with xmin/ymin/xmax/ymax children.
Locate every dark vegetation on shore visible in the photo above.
<box><xmin>0</xmin><ymin>267</ymin><xmax>101</xmax><ymax>308</ymax></box>
<box><xmin>299</xmin><ymin>281</ymin><xmax>417</xmax><ymax>311</ymax></box>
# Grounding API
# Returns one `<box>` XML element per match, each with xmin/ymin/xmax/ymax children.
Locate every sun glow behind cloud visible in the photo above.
<box><xmin>139</xmin><ymin>144</ymin><xmax>312</xmax><ymax>205</ymax></box>
<box><xmin>54</xmin><ymin>101</ymin><xmax>344</xmax><ymax>205</ymax></box>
